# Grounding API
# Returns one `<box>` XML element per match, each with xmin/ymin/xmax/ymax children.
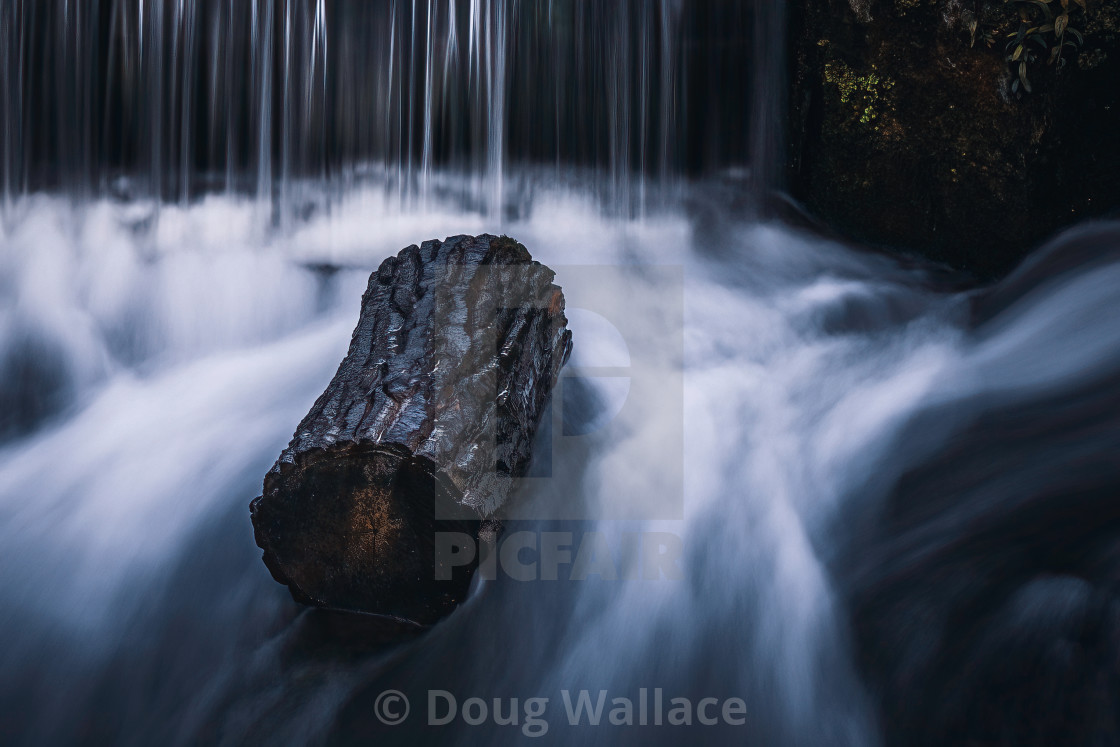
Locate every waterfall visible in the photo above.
<box><xmin>7</xmin><ymin>2</ymin><xmax>1116</xmax><ymax>745</ymax></box>
<box><xmin>0</xmin><ymin>0</ymin><xmax>770</xmax><ymax>225</ymax></box>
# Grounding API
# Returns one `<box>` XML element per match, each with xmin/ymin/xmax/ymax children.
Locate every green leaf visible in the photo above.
<box><xmin>1055</xmin><ymin>12</ymin><xmax>1069</xmax><ymax>37</ymax></box>
<box><xmin>1012</xmin><ymin>43</ymin><xmax>1025</xmax><ymax>60</ymax></box>
<box><xmin>1028</xmin><ymin>1</ymin><xmax>1054</xmax><ymax>18</ymax></box>
<box><xmin>1020</xmin><ymin>60</ymin><xmax>1032</xmax><ymax>92</ymax></box>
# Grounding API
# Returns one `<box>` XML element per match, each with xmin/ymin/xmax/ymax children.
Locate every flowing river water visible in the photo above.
<box><xmin>1</xmin><ymin>2</ymin><xmax>1119</xmax><ymax>745</ymax></box>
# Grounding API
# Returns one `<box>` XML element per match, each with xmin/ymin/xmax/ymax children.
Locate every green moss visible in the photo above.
<box><xmin>823</xmin><ymin>61</ymin><xmax>896</xmax><ymax>124</ymax></box>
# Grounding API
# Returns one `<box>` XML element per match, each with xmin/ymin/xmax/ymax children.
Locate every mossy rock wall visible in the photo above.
<box><xmin>788</xmin><ymin>0</ymin><xmax>1120</xmax><ymax>278</ymax></box>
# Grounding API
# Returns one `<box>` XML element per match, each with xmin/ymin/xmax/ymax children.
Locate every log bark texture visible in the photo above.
<box><xmin>250</xmin><ymin>234</ymin><xmax>572</xmax><ymax>625</ymax></box>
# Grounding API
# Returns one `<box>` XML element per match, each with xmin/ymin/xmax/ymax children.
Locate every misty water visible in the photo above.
<box><xmin>2</xmin><ymin>2</ymin><xmax>1120</xmax><ymax>745</ymax></box>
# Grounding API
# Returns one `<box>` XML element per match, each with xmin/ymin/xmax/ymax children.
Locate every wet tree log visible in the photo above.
<box><xmin>250</xmin><ymin>235</ymin><xmax>572</xmax><ymax>626</ymax></box>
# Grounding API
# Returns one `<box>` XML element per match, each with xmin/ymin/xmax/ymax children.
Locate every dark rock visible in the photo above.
<box><xmin>839</xmin><ymin>226</ymin><xmax>1120</xmax><ymax>743</ymax></box>
<box><xmin>845</xmin><ymin>380</ymin><xmax>1120</xmax><ymax>744</ymax></box>
<box><xmin>250</xmin><ymin>234</ymin><xmax>572</xmax><ymax>627</ymax></box>
<box><xmin>788</xmin><ymin>0</ymin><xmax>1120</xmax><ymax>279</ymax></box>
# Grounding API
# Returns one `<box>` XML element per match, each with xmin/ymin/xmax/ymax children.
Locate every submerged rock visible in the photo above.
<box><xmin>788</xmin><ymin>0</ymin><xmax>1120</xmax><ymax>279</ymax></box>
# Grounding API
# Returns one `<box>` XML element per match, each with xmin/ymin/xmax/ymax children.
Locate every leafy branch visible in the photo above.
<box><xmin>1005</xmin><ymin>0</ymin><xmax>1087</xmax><ymax>93</ymax></box>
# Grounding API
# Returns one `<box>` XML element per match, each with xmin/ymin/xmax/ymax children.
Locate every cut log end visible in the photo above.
<box><xmin>252</xmin><ymin>443</ymin><xmax>479</xmax><ymax>624</ymax></box>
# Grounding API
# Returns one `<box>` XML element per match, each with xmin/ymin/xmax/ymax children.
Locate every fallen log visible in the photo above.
<box><xmin>250</xmin><ymin>234</ymin><xmax>572</xmax><ymax>625</ymax></box>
